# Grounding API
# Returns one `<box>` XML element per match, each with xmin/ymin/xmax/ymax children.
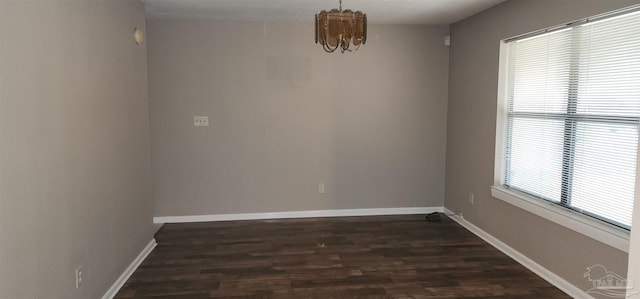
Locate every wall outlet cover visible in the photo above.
<box><xmin>194</xmin><ymin>116</ymin><xmax>209</xmax><ymax>127</ymax></box>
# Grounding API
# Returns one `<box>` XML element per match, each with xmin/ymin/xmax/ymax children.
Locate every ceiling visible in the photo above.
<box><xmin>144</xmin><ymin>0</ymin><xmax>507</xmax><ymax>25</ymax></box>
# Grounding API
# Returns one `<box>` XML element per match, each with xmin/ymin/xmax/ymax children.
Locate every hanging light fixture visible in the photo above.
<box><xmin>315</xmin><ymin>0</ymin><xmax>367</xmax><ymax>53</ymax></box>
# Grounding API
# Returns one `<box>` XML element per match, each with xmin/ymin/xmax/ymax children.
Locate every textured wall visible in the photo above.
<box><xmin>147</xmin><ymin>21</ymin><xmax>450</xmax><ymax>217</ymax></box>
<box><xmin>0</xmin><ymin>1</ymin><xmax>154</xmax><ymax>298</ymax></box>
<box><xmin>445</xmin><ymin>0</ymin><xmax>640</xmax><ymax>292</ymax></box>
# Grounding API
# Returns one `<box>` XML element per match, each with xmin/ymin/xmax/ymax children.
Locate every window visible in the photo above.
<box><xmin>499</xmin><ymin>9</ymin><xmax>640</xmax><ymax>230</ymax></box>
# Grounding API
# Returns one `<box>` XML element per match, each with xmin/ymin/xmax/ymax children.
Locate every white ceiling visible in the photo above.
<box><xmin>144</xmin><ymin>0</ymin><xmax>507</xmax><ymax>25</ymax></box>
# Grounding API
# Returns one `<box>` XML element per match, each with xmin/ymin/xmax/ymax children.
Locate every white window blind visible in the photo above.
<box><xmin>504</xmin><ymin>9</ymin><xmax>640</xmax><ymax>229</ymax></box>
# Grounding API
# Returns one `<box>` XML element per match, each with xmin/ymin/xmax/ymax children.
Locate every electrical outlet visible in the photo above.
<box><xmin>468</xmin><ymin>193</ymin><xmax>475</xmax><ymax>205</ymax></box>
<box><xmin>319</xmin><ymin>183</ymin><xmax>325</xmax><ymax>194</ymax></box>
<box><xmin>194</xmin><ymin>116</ymin><xmax>209</xmax><ymax>127</ymax></box>
<box><xmin>75</xmin><ymin>265</ymin><xmax>84</xmax><ymax>289</ymax></box>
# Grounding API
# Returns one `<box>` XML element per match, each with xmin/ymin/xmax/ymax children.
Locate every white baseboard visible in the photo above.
<box><xmin>443</xmin><ymin>208</ymin><xmax>589</xmax><ymax>299</ymax></box>
<box><xmin>101</xmin><ymin>239</ymin><xmax>157</xmax><ymax>299</ymax></box>
<box><xmin>154</xmin><ymin>207</ymin><xmax>443</xmax><ymax>224</ymax></box>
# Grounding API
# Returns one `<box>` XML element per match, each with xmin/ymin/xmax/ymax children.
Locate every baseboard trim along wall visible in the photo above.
<box><xmin>443</xmin><ymin>208</ymin><xmax>588</xmax><ymax>298</ymax></box>
<box><xmin>102</xmin><ymin>239</ymin><xmax>157</xmax><ymax>299</ymax></box>
<box><xmin>154</xmin><ymin>207</ymin><xmax>444</xmax><ymax>224</ymax></box>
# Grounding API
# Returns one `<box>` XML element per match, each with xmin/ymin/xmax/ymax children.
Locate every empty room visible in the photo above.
<box><xmin>1</xmin><ymin>0</ymin><xmax>640</xmax><ymax>298</ymax></box>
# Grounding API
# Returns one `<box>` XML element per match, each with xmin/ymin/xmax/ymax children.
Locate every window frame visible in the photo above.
<box><xmin>492</xmin><ymin>17</ymin><xmax>638</xmax><ymax>251</ymax></box>
<box><xmin>503</xmin><ymin>24</ymin><xmax>640</xmax><ymax>230</ymax></box>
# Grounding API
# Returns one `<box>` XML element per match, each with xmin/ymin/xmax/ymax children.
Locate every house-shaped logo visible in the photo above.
<box><xmin>584</xmin><ymin>264</ymin><xmax>634</xmax><ymax>298</ymax></box>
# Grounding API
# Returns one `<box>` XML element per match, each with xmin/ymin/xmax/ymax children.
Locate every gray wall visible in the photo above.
<box><xmin>0</xmin><ymin>1</ymin><xmax>154</xmax><ymax>298</ymax></box>
<box><xmin>147</xmin><ymin>20</ymin><xmax>450</xmax><ymax>217</ymax></box>
<box><xmin>445</xmin><ymin>0</ymin><xmax>640</xmax><ymax>292</ymax></box>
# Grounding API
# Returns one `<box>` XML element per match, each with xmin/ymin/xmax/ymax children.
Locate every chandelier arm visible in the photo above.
<box><xmin>323</xmin><ymin>42</ymin><xmax>339</xmax><ymax>53</ymax></box>
<box><xmin>341</xmin><ymin>39</ymin><xmax>350</xmax><ymax>53</ymax></box>
<box><xmin>322</xmin><ymin>16</ymin><xmax>333</xmax><ymax>52</ymax></box>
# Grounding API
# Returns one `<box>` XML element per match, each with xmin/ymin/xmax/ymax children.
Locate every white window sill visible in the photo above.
<box><xmin>490</xmin><ymin>186</ymin><xmax>630</xmax><ymax>253</ymax></box>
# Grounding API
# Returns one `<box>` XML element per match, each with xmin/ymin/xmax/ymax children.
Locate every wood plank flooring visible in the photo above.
<box><xmin>115</xmin><ymin>214</ymin><xmax>570</xmax><ymax>298</ymax></box>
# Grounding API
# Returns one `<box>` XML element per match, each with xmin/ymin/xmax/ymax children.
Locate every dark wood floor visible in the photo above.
<box><xmin>115</xmin><ymin>214</ymin><xmax>570</xmax><ymax>298</ymax></box>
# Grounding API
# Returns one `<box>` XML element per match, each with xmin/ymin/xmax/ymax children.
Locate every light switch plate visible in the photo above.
<box><xmin>194</xmin><ymin>116</ymin><xmax>209</xmax><ymax>127</ymax></box>
<box><xmin>75</xmin><ymin>265</ymin><xmax>84</xmax><ymax>289</ymax></box>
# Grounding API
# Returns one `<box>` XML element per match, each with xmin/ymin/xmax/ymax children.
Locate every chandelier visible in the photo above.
<box><xmin>315</xmin><ymin>0</ymin><xmax>367</xmax><ymax>53</ymax></box>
